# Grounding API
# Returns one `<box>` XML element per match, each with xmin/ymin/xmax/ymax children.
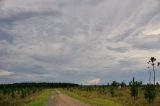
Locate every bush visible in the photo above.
<box><xmin>144</xmin><ymin>84</ymin><xmax>156</xmax><ymax>104</ymax></box>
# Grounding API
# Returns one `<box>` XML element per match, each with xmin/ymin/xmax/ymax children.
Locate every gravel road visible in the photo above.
<box><xmin>45</xmin><ymin>90</ymin><xmax>90</xmax><ymax>106</ymax></box>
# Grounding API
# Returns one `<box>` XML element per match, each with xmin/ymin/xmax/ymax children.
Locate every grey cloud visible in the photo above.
<box><xmin>0</xmin><ymin>10</ymin><xmax>61</xmax><ymax>27</ymax></box>
<box><xmin>0</xmin><ymin>0</ymin><xmax>160</xmax><ymax>83</ymax></box>
<box><xmin>118</xmin><ymin>59</ymin><xmax>139</xmax><ymax>67</ymax></box>
<box><xmin>0</xmin><ymin>30</ymin><xmax>13</xmax><ymax>43</ymax></box>
<box><xmin>137</xmin><ymin>0</ymin><xmax>160</xmax><ymax>26</ymax></box>
<box><xmin>57</xmin><ymin>0</ymin><xmax>105</xmax><ymax>8</ymax></box>
<box><xmin>106</xmin><ymin>46</ymin><xmax>128</xmax><ymax>52</ymax></box>
<box><xmin>114</xmin><ymin>29</ymin><xmax>135</xmax><ymax>42</ymax></box>
<box><xmin>132</xmin><ymin>39</ymin><xmax>160</xmax><ymax>50</ymax></box>
<box><xmin>31</xmin><ymin>55</ymin><xmax>73</xmax><ymax>65</ymax></box>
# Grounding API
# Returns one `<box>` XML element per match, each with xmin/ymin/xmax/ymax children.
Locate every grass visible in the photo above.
<box><xmin>61</xmin><ymin>89</ymin><xmax>122</xmax><ymax>106</ymax></box>
<box><xmin>23</xmin><ymin>89</ymin><xmax>52</xmax><ymax>106</ymax></box>
<box><xmin>61</xmin><ymin>87</ymin><xmax>160</xmax><ymax>106</ymax></box>
<box><xmin>1</xmin><ymin>87</ymin><xmax>160</xmax><ymax>106</ymax></box>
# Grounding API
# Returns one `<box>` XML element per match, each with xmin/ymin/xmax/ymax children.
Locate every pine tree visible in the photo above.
<box><xmin>144</xmin><ymin>84</ymin><xmax>156</xmax><ymax>104</ymax></box>
<box><xmin>130</xmin><ymin>77</ymin><xmax>138</xmax><ymax>100</ymax></box>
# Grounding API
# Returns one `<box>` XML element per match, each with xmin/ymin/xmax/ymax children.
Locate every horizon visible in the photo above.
<box><xmin>0</xmin><ymin>0</ymin><xmax>160</xmax><ymax>84</ymax></box>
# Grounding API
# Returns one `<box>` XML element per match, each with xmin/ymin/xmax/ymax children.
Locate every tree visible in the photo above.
<box><xmin>130</xmin><ymin>77</ymin><xmax>138</xmax><ymax>100</ymax></box>
<box><xmin>110</xmin><ymin>86</ymin><xmax>115</xmax><ymax>97</ymax></box>
<box><xmin>111</xmin><ymin>81</ymin><xmax>119</xmax><ymax>87</ymax></box>
<box><xmin>121</xmin><ymin>80</ymin><xmax>126</xmax><ymax>87</ymax></box>
<box><xmin>147</xmin><ymin>67</ymin><xmax>152</xmax><ymax>84</ymax></box>
<box><xmin>156</xmin><ymin>82</ymin><xmax>159</xmax><ymax>87</ymax></box>
<box><xmin>158</xmin><ymin>62</ymin><xmax>160</xmax><ymax>66</ymax></box>
<box><xmin>148</xmin><ymin>57</ymin><xmax>156</xmax><ymax>85</ymax></box>
<box><xmin>144</xmin><ymin>84</ymin><xmax>156</xmax><ymax>104</ymax></box>
<box><xmin>137</xmin><ymin>81</ymin><xmax>143</xmax><ymax>87</ymax></box>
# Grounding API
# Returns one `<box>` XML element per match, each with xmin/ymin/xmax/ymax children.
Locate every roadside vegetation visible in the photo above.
<box><xmin>62</xmin><ymin>88</ymin><xmax>122</xmax><ymax>106</ymax></box>
<box><xmin>62</xmin><ymin>83</ymin><xmax>160</xmax><ymax>106</ymax></box>
<box><xmin>23</xmin><ymin>89</ymin><xmax>52</xmax><ymax>106</ymax></box>
<box><xmin>0</xmin><ymin>83</ymin><xmax>78</xmax><ymax>106</ymax></box>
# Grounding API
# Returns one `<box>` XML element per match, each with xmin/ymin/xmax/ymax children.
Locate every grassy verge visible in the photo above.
<box><xmin>61</xmin><ymin>89</ymin><xmax>122</xmax><ymax>106</ymax></box>
<box><xmin>23</xmin><ymin>89</ymin><xmax>52</xmax><ymax>106</ymax></box>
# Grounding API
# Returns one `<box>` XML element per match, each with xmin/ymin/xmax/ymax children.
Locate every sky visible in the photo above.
<box><xmin>0</xmin><ymin>0</ymin><xmax>160</xmax><ymax>85</ymax></box>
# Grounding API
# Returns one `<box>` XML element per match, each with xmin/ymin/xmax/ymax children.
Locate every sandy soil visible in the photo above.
<box><xmin>45</xmin><ymin>90</ymin><xmax>90</xmax><ymax>106</ymax></box>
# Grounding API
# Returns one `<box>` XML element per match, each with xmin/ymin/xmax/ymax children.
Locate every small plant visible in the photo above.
<box><xmin>110</xmin><ymin>86</ymin><xmax>115</xmax><ymax>97</ymax></box>
<box><xmin>20</xmin><ymin>89</ymin><xmax>27</xmax><ymax>98</ymax></box>
<box><xmin>144</xmin><ymin>84</ymin><xmax>156</xmax><ymax>104</ymax></box>
<box><xmin>11</xmin><ymin>88</ymin><xmax>15</xmax><ymax>98</ymax></box>
<box><xmin>98</xmin><ymin>86</ymin><xmax>105</xmax><ymax>94</ymax></box>
<box><xmin>130</xmin><ymin>77</ymin><xmax>138</xmax><ymax>100</ymax></box>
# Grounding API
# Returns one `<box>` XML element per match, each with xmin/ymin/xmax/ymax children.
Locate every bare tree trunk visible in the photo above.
<box><xmin>149</xmin><ymin>71</ymin><xmax>151</xmax><ymax>84</ymax></box>
<box><xmin>153</xmin><ymin>66</ymin><xmax>155</xmax><ymax>85</ymax></box>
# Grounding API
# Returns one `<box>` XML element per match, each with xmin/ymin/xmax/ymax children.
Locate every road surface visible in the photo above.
<box><xmin>45</xmin><ymin>90</ymin><xmax>90</xmax><ymax>106</ymax></box>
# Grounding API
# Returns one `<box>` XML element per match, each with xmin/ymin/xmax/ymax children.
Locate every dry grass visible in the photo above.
<box><xmin>62</xmin><ymin>87</ymin><xmax>160</xmax><ymax>106</ymax></box>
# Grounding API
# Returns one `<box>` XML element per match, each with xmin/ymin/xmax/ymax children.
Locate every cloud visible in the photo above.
<box><xmin>0</xmin><ymin>0</ymin><xmax>160</xmax><ymax>83</ymax></box>
<box><xmin>87</xmin><ymin>79</ymin><xmax>100</xmax><ymax>85</ymax></box>
<box><xmin>0</xmin><ymin>69</ymin><xmax>14</xmax><ymax>76</ymax></box>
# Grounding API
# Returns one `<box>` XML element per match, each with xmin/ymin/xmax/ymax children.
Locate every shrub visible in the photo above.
<box><xmin>130</xmin><ymin>77</ymin><xmax>138</xmax><ymax>100</ymax></box>
<box><xmin>20</xmin><ymin>89</ymin><xmax>27</xmax><ymax>98</ymax></box>
<box><xmin>11</xmin><ymin>88</ymin><xmax>15</xmax><ymax>98</ymax></box>
<box><xmin>110</xmin><ymin>86</ymin><xmax>115</xmax><ymax>97</ymax></box>
<box><xmin>144</xmin><ymin>84</ymin><xmax>156</xmax><ymax>104</ymax></box>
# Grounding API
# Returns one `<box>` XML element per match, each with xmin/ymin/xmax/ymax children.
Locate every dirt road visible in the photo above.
<box><xmin>45</xmin><ymin>90</ymin><xmax>90</xmax><ymax>106</ymax></box>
